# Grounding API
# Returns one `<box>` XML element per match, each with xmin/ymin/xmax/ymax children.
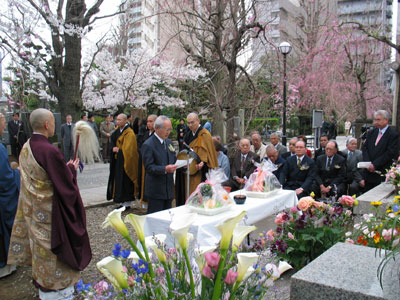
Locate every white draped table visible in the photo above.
<box><xmin>143</xmin><ymin>189</ymin><xmax>298</xmax><ymax>247</ymax></box>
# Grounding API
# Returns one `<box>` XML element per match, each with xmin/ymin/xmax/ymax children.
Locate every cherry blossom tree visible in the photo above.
<box><xmin>82</xmin><ymin>48</ymin><xmax>206</xmax><ymax>111</ymax></box>
<box><xmin>157</xmin><ymin>0</ymin><xmax>268</xmax><ymax>140</ymax></box>
<box><xmin>0</xmin><ymin>0</ymin><xmax>124</xmax><ymax>119</ymax></box>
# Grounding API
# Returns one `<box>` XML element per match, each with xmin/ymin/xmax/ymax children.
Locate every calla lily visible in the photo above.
<box><xmin>102</xmin><ymin>207</ymin><xmax>129</xmax><ymax>238</ymax></box>
<box><xmin>232</xmin><ymin>225</ymin><xmax>257</xmax><ymax>252</ymax></box>
<box><xmin>128</xmin><ymin>251</ymin><xmax>151</xmax><ymax>263</ymax></box>
<box><xmin>145</xmin><ymin>234</ymin><xmax>167</xmax><ymax>263</ymax></box>
<box><xmin>236</xmin><ymin>252</ymin><xmax>259</xmax><ymax>282</ymax></box>
<box><xmin>194</xmin><ymin>246</ymin><xmax>216</xmax><ymax>272</ymax></box>
<box><xmin>265</xmin><ymin>263</ymin><xmax>280</xmax><ymax>279</ymax></box>
<box><xmin>125</xmin><ymin>213</ymin><xmax>147</xmax><ymax>243</ymax></box>
<box><xmin>278</xmin><ymin>261</ymin><xmax>293</xmax><ymax>275</ymax></box>
<box><xmin>215</xmin><ymin>211</ymin><xmax>247</xmax><ymax>250</ymax></box>
<box><xmin>170</xmin><ymin>213</ymin><xmax>197</xmax><ymax>250</ymax></box>
<box><xmin>96</xmin><ymin>256</ymin><xmax>128</xmax><ymax>290</ymax></box>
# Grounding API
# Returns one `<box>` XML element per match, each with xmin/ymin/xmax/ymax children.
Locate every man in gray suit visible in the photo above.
<box><xmin>341</xmin><ymin>137</ymin><xmax>364</xmax><ymax>195</ymax></box>
<box><xmin>270</xmin><ymin>132</ymin><xmax>287</xmax><ymax>156</ymax></box>
<box><xmin>100</xmin><ymin>115</ymin><xmax>115</xmax><ymax>163</ymax></box>
<box><xmin>60</xmin><ymin>114</ymin><xmax>74</xmax><ymax>162</ymax></box>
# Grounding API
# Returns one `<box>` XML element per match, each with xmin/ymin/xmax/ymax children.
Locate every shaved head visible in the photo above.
<box><xmin>187</xmin><ymin>112</ymin><xmax>199</xmax><ymax>120</ymax></box>
<box><xmin>30</xmin><ymin>108</ymin><xmax>53</xmax><ymax>131</ymax></box>
<box><xmin>118</xmin><ymin>113</ymin><xmax>127</xmax><ymax>121</ymax></box>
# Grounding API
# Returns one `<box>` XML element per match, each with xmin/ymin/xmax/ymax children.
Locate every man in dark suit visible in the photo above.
<box><xmin>223</xmin><ymin>138</ymin><xmax>260</xmax><ymax>191</ymax></box>
<box><xmin>314</xmin><ymin>134</ymin><xmax>329</xmax><ymax>160</ymax></box>
<box><xmin>282</xmin><ymin>137</ymin><xmax>297</xmax><ymax>160</ymax></box>
<box><xmin>342</xmin><ymin>137</ymin><xmax>364</xmax><ymax>195</ymax></box>
<box><xmin>362</xmin><ymin>110</ymin><xmax>399</xmax><ymax>191</ymax></box>
<box><xmin>142</xmin><ymin>116</ymin><xmax>177</xmax><ymax>214</ymax></box>
<box><xmin>312</xmin><ymin>140</ymin><xmax>346</xmax><ymax>198</ymax></box>
<box><xmin>7</xmin><ymin>112</ymin><xmax>27</xmax><ymax>159</ymax></box>
<box><xmin>280</xmin><ymin>140</ymin><xmax>316</xmax><ymax>198</ymax></box>
<box><xmin>263</xmin><ymin>145</ymin><xmax>285</xmax><ymax>180</ymax></box>
<box><xmin>60</xmin><ymin>114</ymin><xmax>75</xmax><ymax>162</ymax></box>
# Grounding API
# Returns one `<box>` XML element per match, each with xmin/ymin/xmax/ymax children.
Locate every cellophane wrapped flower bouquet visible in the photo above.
<box><xmin>77</xmin><ymin>208</ymin><xmax>286</xmax><ymax>299</ymax></box>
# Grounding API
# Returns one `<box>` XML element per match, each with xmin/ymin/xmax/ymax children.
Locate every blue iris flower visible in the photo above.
<box><xmin>121</xmin><ymin>249</ymin><xmax>131</xmax><ymax>259</ymax></box>
<box><xmin>76</xmin><ymin>279</ymin><xmax>84</xmax><ymax>292</ymax></box>
<box><xmin>135</xmin><ymin>276</ymin><xmax>143</xmax><ymax>283</ymax></box>
<box><xmin>112</xmin><ymin>243</ymin><xmax>122</xmax><ymax>257</ymax></box>
<box><xmin>393</xmin><ymin>204</ymin><xmax>399</xmax><ymax>213</ymax></box>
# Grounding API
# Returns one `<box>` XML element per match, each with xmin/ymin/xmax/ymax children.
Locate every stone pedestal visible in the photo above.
<box><xmin>290</xmin><ymin>242</ymin><xmax>399</xmax><ymax>300</ymax></box>
<box><xmin>354</xmin><ymin>183</ymin><xmax>394</xmax><ymax>215</ymax></box>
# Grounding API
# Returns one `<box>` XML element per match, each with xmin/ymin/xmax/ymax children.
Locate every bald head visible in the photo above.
<box><xmin>30</xmin><ymin>108</ymin><xmax>55</xmax><ymax>138</ymax></box>
<box><xmin>30</xmin><ymin>109</ymin><xmax>52</xmax><ymax>131</ymax></box>
<box><xmin>187</xmin><ymin>112</ymin><xmax>200</xmax><ymax>133</ymax></box>
<box><xmin>116</xmin><ymin>114</ymin><xmax>128</xmax><ymax>128</ymax></box>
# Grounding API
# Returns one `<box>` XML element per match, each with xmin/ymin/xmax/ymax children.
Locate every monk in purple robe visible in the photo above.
<box><xmin>8</xmin><ymin>109</ymin><xmax>91</xmax><ymax>299</ymax></box>
<box><xmin>0</xmin><ymin>113</ymin><xmax>20</xmax><ymax>278</ymax></box>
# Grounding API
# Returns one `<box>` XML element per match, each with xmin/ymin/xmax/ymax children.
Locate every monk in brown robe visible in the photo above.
<box><xmin>107</xmin><ymin>113</ymin><xmax>139</xmax><ymax>209</ymax></box>
<box><xmin>175</xmin><ymin>113</ymin><xmax>218</xmax><ymax>206</ymax></box>
<box><xmin>8</xmin><ymin>108</ymin><xmax>91</xmax><ymax>299</ymax></box>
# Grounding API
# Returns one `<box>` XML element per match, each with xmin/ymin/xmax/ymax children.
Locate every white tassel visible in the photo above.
<box><xmin>72</xmin><ymin>121</ymin><xmax>100</xmax><ymax>164</ymax></box>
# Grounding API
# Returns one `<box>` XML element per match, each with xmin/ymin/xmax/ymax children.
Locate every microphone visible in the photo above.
<box><xmin>182</xmin><ymin>142</ymin><xmax>195</xmax><ymax>152</ymax></box>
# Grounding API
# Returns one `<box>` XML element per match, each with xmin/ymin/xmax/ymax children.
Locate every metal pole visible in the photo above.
<box><xmin>186</xmin><ymin>155</ymin><xmax>190</xmax><ymax>200</ymax></box>
<box><xmin>282</xmin><ymin>53</ymin><xmax>287</xmax><ymax>147</ymax></box>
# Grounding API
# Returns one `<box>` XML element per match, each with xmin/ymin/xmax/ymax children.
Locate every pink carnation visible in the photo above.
<box><xmin>266</xmin><ymin>229</ymin><xmax>275</xmax><ymax>242</ymax></box>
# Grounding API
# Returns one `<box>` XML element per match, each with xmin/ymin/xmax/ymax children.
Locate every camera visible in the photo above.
<box><xmin>360</xmin><ymin>124</ymin><xmax>373</xmax><ymax>140</ymax></box>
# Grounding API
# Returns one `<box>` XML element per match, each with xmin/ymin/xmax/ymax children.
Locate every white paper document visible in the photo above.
<box><xmin>174</xmin><ymin>158</ymin><xmax>193</xmax><ymax>169</ymax></box>
<box><xmin>357</xmin><ymin>162</ymin><xmax>371</xmax><ymax>169</ymax></box>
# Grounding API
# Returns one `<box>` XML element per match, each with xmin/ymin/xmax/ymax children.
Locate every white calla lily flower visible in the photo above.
<box><xmin>145</xmin><ymin>234</ymin><xmax>167</xmax><ymax>262</ymax></box>
<box><xmin>237</xmin><ymin>252</ymin><xmax>259</xmax><ymax>282</ymax></box>
<box><xmin>125</xmin><ymin>213</ymin><xmax>147</xmax><ymax>243</ymax></box>
<box><xmin>265</xmin><ymin>263</ymin><xmax>280</xmax><ymax>279</ymax></box>
<box><xmin>232</xmin><ymin>225</ymin><xmax>257</xmax><ymax>252</ymax></box>
<box><xmin>96</xmin><ymin>256</ymin><xmax>128</xmax><ymax>290</ymax></box>
<box><xmin>128</xmin><ymin>251</ymin><xmax>150</xmax><ymax>263</ymax></box>
<box><xmin>215</xmin><ymin>211</ymin><xmax>247</xmax><ymax>250</ymax></box>
<box><xmin>170</xmin><ymin>213</ymin><xmax>197</xmax><ymax>250</ymax></box>
<box><xmin>278</xmin><ymin>261</ymin><xmax>293</xmax><ymax>275</ymax></box>
<box><xmin>102</xmin><ymin>207</ymin><xmax>129</xmax><ymax>238</ymax></box>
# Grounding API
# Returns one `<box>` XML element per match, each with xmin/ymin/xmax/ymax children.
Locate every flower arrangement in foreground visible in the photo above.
<box><xmin>347</xmin><ymin>196</ymin><xmax>400</xmax><ymax>250</ymax></box>
<box><xmin>346</xmin><ymin>196</ymin><xmax>400</xmax><ymax>287</ymax></box>
<box><xmin>77</xmin><ymin>208</ymin><xmax>290</xmax><ymax>299</ymax></box>
<box><xmin>385</xmin><ymin>157</ymin><xmax>400</xmax><ymax>189</ymax></box>
<box><xmin>251</xmin><ymin>195</ymin><xmax>355</xmax><ymax>270</ymax></box>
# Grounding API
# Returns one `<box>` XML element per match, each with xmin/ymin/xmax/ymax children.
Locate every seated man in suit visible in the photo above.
<box><xmin>362</xmin><ymin>110</ymin><xmax>399</xmax><ymax>191</ymax></box>
<box><xmin>312</xmin><ymin>140</ymin><xmax>346</xmax><ymax>199</ymax></box>
<box><xmin>314</xmin><ymin>134</ymin><xmax>329</xmax><ymax>161</ymax></box>
<box><xmin>280</xmin><ymin>140</ymin><xmax>316</xmax><ymax>198</ymax></box>
<box><xmin>223</xmin><ymin>138</ymin><xmax>260</xmax><ymax>191</ymax></box>
<box><xmin>270</xmin><ymin>132</ymin><xmax>288</xmax><ymax>156</ymax></box>
<box><xmin>281</xmin><ymin>137</ymin><xmax>297</xmax><ymax>160</ymax></box>
<box><xmin>263</xmin><ymin>145</ymin><xmax>285</xmax><ymax>180</ymax></box>
<box><xmin>342</xmin><ymin>137</ymin><xmax>364</xmax><ymax>195</ymax></box>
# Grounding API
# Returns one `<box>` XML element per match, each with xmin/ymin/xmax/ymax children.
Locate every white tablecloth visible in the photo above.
<box><xmin>143</xmin><ymin>189</ymin><xmax>298</xmax><ymax>248</ymax></box>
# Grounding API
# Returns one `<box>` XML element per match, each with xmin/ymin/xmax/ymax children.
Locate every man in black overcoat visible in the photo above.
<box><xmin>8</xmin><ymin>112</ymin><xmax>27</xmax><ymax>159</ymax></box>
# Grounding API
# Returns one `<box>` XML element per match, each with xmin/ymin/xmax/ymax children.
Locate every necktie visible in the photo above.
<box><xmin>164</xmin><ymin>141</ymin><xmax>167</xmax><ymax>151</ymax></box>
<box><xmin>327</xmin><ymin>157</ymin><xmax>332</xmax><ymax>169</ymax></box>
<box><xmin>15</xmin><ymin>121</ymin><xmax>17</xmax><ymax>125</ymax></box>
<box><xmin>348</xmin><ymin>151</ymin><xmax>352</xmax><ymax>160</ymax></box>
<box><xmin>241</xmin><ymin>155</ymin><xmax>245</xmax><ymax>171</ymax></box>
<box><xmin>68</xmin><ymin>123</ymin><xmax>71</xmax><ymax>129</ymax></box>
<box><xmin>297</xmin><ymin>157</ymin><xmax>301</xmax><ymax>167</ymax></box>
<box><xmin>375</xmin><ymin>130</ymin><xmax>383</xmax><ymax>146</ymax></box>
